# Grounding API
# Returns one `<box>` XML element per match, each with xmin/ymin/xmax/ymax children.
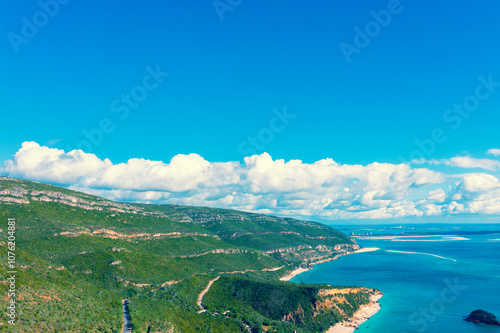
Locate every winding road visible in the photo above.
<box><xmin>122</xmin><ymin>299</ymin><xmax>133</xmax><ymax>333</ymax></box>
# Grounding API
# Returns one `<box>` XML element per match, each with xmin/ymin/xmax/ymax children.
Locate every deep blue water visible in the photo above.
<box><xmin>292</xmin><ymin>224</ymin><xmax>500</xmax><ymax>333</ymax></box>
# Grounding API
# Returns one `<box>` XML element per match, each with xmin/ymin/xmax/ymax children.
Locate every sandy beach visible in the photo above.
<box><xmin>353</xmin><ymin>247</ymin><xmax>380</xmax><ymax>254</ymax></box>
<box><xmin>280</xmin><ymin>254</ymin><xmax>345</xmax><ymax>281</ymax></box>
<box><xmin>279</xmin><ymin>267</ymin><xmax>311</xmax><ymax>281</ymax></box>
<box><xmin>326</xmin><ymin>294</ymin><xmax>383</xmax><ymax>333</ymax></box>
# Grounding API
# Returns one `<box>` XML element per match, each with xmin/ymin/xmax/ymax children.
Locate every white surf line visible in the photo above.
<box><xmin>197</xmin><ymin>276</ymin><xmax>221</xmax><ymax>313</ymax></box>
<box><xmin>391</xmin><ymin>236</ymin><xmax>470</xmax><ymax>242</ymax></box>
<box><xmin>386</xmin><ymin>250</ymin><xmax>457</xmax><ymax>262</ymax></box>
<box><xmin>357</xmin><ymin>235</ymin><xmax>470</xmax><ymax>242</ymax></box>
<box><xmin>356</xmin><ymin>235</ymin><xmax>449</xmax><ymax>240</ymax></box>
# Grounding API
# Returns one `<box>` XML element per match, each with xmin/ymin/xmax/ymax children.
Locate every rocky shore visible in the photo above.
<box><xmin>326</xmin><ymin>293</ymin><xmax>383</xmax><ymax>333</ymax></box>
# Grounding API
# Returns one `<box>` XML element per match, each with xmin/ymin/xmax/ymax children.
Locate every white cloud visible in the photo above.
<box><xmin>487</xmin><ymin>148</ymin><xmax>500</xmax><ymax>156</ymax></box>
<box><xmin>421</xmin><ymin>203</ymin><xmax>443</xmax><ymax>216</ymax></box>
<box><xmin>427</xmin><ymin>188</ymin><xmax>446</xmax><ymax>202</ymax></box>
<box><xmin>461</xmin><ymin>173</ymin><xmax>499</xmax><ymax>192</ymax></box>
<box><xmin>448</xmin><ymin>156</ymin><xmax>500</xmax><ymax>171</ymax></box>
<box><xmin>245</xmin><ymin>153</ymin><xmax>443</xmax><ymax>196</ymax></box>
<box><xmin>2</xmin><ymin>141</ymin><xmax>239</xmax><ymax>193</ymax></box>
<box><xmin>414</xmin><ymin>156</ymin><xmax>500</xmax><ymax>171</ymax></box>
<box><xmin>444</xmin><ymin>173</ymin><xmax>500</xmax><ymax>215</ymax></box>
<box><xmin>2</xmin><ymin>142</ymin><xmax>110</xmax><ymax>184</ymax></box>
<box><xmin>5</xmin><ymin>141</ymin><xmax>500</xmax><ymax>219</ymax></box>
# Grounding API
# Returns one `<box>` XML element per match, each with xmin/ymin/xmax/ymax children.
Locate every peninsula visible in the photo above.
<box><xmin>0</xmin><ymin>177</ymin><xmax>381</xmax><ymax>332</ymax></box>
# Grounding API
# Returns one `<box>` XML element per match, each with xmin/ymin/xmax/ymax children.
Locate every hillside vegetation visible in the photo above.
<box><xmin>0</xmin><ymin>177</ymin><xmax>377</xmax><ymax>332</ymax></box>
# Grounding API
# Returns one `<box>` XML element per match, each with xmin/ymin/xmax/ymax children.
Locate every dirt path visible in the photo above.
<box><xmin>196</xmin><ymin>276</ymin><xmax>221</xmax><ymax>313</ymax></box>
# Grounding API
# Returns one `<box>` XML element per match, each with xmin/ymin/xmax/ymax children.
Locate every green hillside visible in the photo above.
<box><xmin>0</xmin><ymin>177</ymin><xmax>377</xmax><ymax>332</ymax></box>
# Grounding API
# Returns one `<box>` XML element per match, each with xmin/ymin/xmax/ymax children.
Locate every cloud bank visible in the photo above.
<box><xmin>3</xmin><ymin>142</ymin><xmax>500</xmax><ymax>220</ymax></box>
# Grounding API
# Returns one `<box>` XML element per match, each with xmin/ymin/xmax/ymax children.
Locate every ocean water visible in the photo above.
<box><xmin>291</xmin><ymin>224</ymin><xmax>500</xmax><ymax>333</ymax></box>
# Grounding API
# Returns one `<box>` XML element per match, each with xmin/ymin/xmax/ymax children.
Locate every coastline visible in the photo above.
<box><xmin>279</xmin><ymin>247</ymin><xmax>380</xmax><ymax>282</ymax></box>
<box><xmin>326</xmin><ymin>294</ymin><xmax>383</xmax><ymax>333</ymax></box>
<box><xmin>280</xmin><ymin>246</ymin><xmax>383</xmax><ymax>332</ymax></box>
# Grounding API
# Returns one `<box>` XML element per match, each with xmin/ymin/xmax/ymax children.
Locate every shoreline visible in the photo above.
<box><xmin>326</xmin><ymin>293</ymin><xmax>383</xmax><ymax>333</ymax></box>
<box><xmin>279</xmin><ymin>247</ymin><xmax>380</xmax><ymax>282</ymax></box>
<box><xmin>279</xmin><ymin>267</ymin><xmax>312</xmax><ymax>281</ymax></box>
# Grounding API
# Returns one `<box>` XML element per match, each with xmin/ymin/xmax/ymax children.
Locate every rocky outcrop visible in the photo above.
<box><xmin>176</xmin><ymin>248</ymin><xmax>250</xmax><ymax>258</ymax></box>
<box><xmin>464</xmin><ymin>309</ymin><xmax>500</xmax><ymax>326</ymax></box>
<box><xmin>181</xmin><ymin>210</ymin><xmax>223</xmax><ymax>224</ymax></box>
<box><xmin>281</xmin><ymin>305</ymin><xmax>305</xmax><ymax>325</ymax></box>
<box><xmin>0</xmin><ymin>196</ymin><xmax>29</xmax><ymax>204</ymax></box>
<box><xmin>57</xmin><ymin>228</ymin><xmax>221</xmax><ymax>241</ymax></box>
<box><xmin>265</xmin><ymin>245</ymin><xmax>313</xmax><ymax>254</ymax></box>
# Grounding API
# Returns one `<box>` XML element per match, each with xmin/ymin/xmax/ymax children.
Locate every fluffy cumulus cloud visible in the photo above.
<box><xmin>2</xmin><ymin>142</ymin><xmax>111</xmax><ymax>183</ymax></box>
<box><xmin>3</xmin><ymin>141</ymin><xmax>500</xmax><ymax>219</ymax></box>
<box><xmin>3</xmin><ymin>142</ymin><xmax>239</xmax><ymax>192</ymax></box>
<box><xmin>444</xmin><ymin>173</ymin><xmax>500</xmax><ymax>215</ymax></box>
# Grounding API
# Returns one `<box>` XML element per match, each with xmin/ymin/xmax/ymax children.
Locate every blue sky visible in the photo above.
<box><xmin>2</xmin><ymin>1</ymin><xmax>500</xmax><ymax>220</ymax></box>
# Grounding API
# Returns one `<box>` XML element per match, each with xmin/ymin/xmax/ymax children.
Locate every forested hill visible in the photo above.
<box><xmin>0</xmin><ymin>177</ymin><xmax>377</xmax><ymax>332</ymax></box>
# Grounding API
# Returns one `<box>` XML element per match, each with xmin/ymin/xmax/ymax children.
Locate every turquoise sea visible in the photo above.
<box><xmin>291</xmin><ymin>224</ymin><xmax>500</xmax><ymax>333</ymax></box>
